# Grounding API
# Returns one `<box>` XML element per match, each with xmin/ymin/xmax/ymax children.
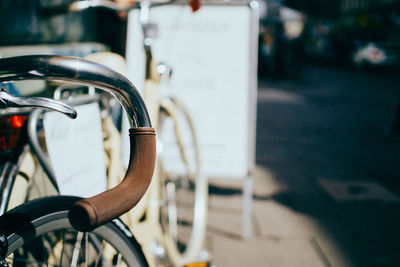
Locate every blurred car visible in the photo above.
<box><xmin>352</xmin><ymin>42</ymin><xmax>398</xmax><ymax>67</ymax></box>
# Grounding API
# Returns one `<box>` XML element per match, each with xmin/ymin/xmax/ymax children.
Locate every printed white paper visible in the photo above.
<box><xmin>44</xmin><ymin>102</ymin><xmax>107</xmax><ymax>197</ymax></box>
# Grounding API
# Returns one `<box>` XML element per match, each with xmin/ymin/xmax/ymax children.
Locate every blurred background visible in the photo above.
<box><xmin>1</xmin><ymin>0</ymin><xmax>400</xmax><ymax>266</ymax></box>
<box><xmin>258</xmin><ymin>0</ymin><xmax>400</xmax><ymax>78</ymax></box>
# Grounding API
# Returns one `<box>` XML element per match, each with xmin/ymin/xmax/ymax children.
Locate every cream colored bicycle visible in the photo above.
<box><xmin>86</xmin><ymin>31</ymin><xmax>208</xmax><ymax>267</ymax></box>
<box><xmin>9</xmin><ymin>1</ymin><xmax>209</xmax><ymax>266</ymax></box>
<box><xmin>129</xmin><ymin>4</ymin><xmax>208</xmax><ymax>265</ymax></box>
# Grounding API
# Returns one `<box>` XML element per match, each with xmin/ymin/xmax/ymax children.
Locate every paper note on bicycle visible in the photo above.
<box><xmin>43</xmin><ymin>102</ymin><xmax>107</xmax><ymax>197</ymax></box>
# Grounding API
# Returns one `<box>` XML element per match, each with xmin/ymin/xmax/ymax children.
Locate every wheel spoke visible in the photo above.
<box><xmin>60</xmin><ymin>230</ymin><xmax>67</xmax><ymax>267</ymax></box>
<box><xmin>94</xmin><ymin>240</ymin><xmax>105</xmax><ymax>267</ymax></box>
<box><xmin>114</xmin><ymin>253</ymin><xmax>123</xmax><ymax>267</ymax></box>
<box><xmin>71</xmin><ymin>231</ymin><xmax>84</xmax><ymax>267</ymax></box>
<box><xmin>84</xmin><ymin>232</ymin><xmax>89</xmax><ymax>267</ymax></box>
<box><xmin>43</xmin><ymin>235</ymin><xmax>49</xmax><ymax>267</ymax></box>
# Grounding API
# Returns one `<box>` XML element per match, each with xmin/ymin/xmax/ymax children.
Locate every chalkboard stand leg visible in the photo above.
<box><xmin>242</xmin><ymin>175</ymin><xmax>253</xmax><ymax>239</ymax></box>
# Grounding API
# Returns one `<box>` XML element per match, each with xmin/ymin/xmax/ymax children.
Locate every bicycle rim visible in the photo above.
<box><xmin>1</xmin><ymin>196</ymin><xmax>148</xmax><ymax>267</ymax></box>
<box><xmin>157</xmin><ymin>99</ymin><xmax>208</xmax><ymax>266</ymax></box>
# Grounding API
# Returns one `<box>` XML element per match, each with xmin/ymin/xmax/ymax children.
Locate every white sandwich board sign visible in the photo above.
<box><xmin>126</xmin><ymin>0</ymin><xmax>259</xmax><ymax>180</ymax></box>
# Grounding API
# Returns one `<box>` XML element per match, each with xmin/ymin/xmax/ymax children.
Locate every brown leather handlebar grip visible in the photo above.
<box><xmin>68</xmin><ymin>127</ymin><xmax>156</xmax><ymax>232</ymax></box>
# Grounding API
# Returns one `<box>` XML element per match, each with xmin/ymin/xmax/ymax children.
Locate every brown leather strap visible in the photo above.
<box><xmin>68</xmin><ymin>127</ymin><xmax>156</xmax><ymax>231</ymax></box>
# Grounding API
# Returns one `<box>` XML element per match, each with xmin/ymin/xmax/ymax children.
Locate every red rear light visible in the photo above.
<box><xmin>0</xmin><ymin>115</ymin><xmax>28</xmax><ymax>152</ymax></box>
<box><xmin>11</xmin><ymin>115</ymin><xmax>26</xmax><ymax>128</ymax></box>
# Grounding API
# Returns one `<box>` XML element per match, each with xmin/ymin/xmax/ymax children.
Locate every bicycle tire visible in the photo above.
<box><xmin>157</xmin><ymin>98</ymin><xmax>208</xmax><ymax>266</ymax></box>
<box><xmin>0</xmin><ymin>196</ymin><xmax>149</xmax><ymax>267</ymax></box>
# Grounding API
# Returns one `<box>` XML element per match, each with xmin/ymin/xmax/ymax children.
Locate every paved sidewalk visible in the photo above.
<box><xmin>206</xmin><ymin>166</ymin><xmax>350</xmax><ymax>267</ymax></box>
<box><xmin>204</xmin><ymin>66</ymin><xmax>400</xmax><ymax>267</ymax></box>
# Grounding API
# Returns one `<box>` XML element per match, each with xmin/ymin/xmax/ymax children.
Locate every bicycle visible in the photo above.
<box><xmin>0</xmin><ymin>54</ymin><xmax>156</xmax><ymax>266</ymax></box>
<box><xmin>2</xmin><ymin>51</ymin><xmax>206</xmax><ymax>267</ymax></box>
<box><xmin>0</xmin><ymin>1</ymin><xmax>208</xmax><ymax>266</ymax></box>
<box><xmin>126</xmin><ymin>3</ymin><xmax>208</xmax><ymax>265</ymax></box>
<box><xmin>45</xmin><ymin>1</ymin><xmax>209</xmax><ymax>266</ymax></box>
<box><xmin>83</xmin><ymin>49</ymin><xmax>208</xmax><ymax>267</ymax></box>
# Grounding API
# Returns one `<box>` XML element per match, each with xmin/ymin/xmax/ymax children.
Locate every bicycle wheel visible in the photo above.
<box><xmin>157</xmin><ymin>98</ymin><xmax>208</xmax><ymax>266</ymax></box>
<box><xmin>0</xmin><ymin>196</ymin><xmax>148</xmax><ymax>267</ymax></box>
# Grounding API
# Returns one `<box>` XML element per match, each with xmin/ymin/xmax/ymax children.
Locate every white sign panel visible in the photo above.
<box><xmin>44</xmin><ymin>102</ymin><xmax>107</xmax><ymax>197</ymax></box>
<box><xmin>126</xmin><ymin>2</ymin><xmax>258</xmax><ymax>179</ymax></box>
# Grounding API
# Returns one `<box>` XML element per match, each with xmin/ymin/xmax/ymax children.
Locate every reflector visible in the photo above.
<box><xmin>0</xmin><ymin>115</ymin><xmax>28</xmax><ymax>154</ymax></box>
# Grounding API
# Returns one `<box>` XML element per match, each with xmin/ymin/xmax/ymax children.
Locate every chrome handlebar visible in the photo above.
<box><xmin>0</xmin><ymin>55</ymin><xmax>151</xmax><ymax>128</ymax></box>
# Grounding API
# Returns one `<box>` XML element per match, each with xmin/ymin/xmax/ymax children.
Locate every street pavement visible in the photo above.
<box><xmin>205</xmin><ymin>65</ymin><xmax>400</xmax><ymax>267</ymax></box>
